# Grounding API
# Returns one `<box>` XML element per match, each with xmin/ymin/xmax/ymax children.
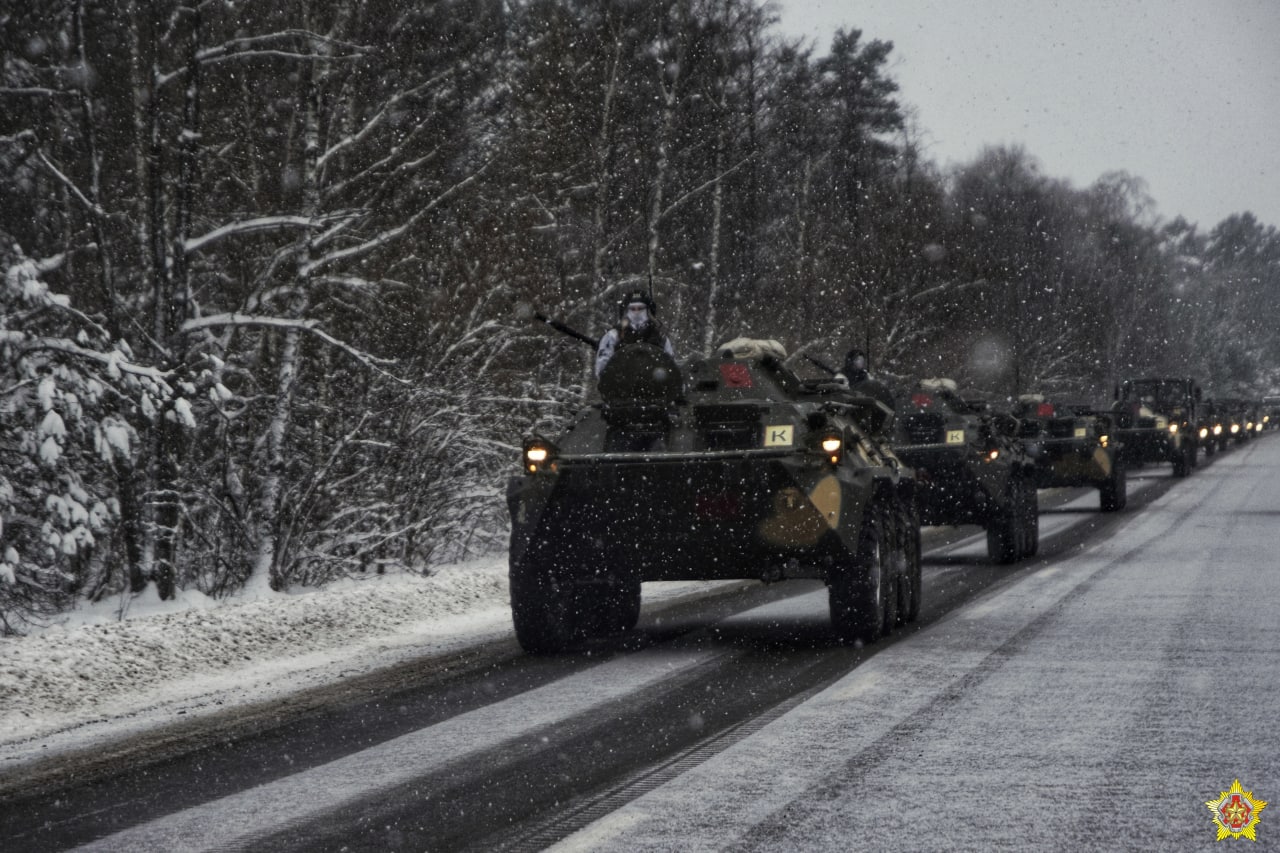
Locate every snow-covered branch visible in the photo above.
<box><xmin>179</xmin><ymin>313</ymin><xmax>405</xmax><ymax>380</ymax></box>
<box><xmin>35</xmin><ymin>152</ymin><xmax>106</xmax><ymax>219</ymax></box>
<box><xmin>182</xmin><ymin>214</ymin><xmax>355</xmax><ymax>255</ymax></box>
<box><xmin>0</xmin><ymin>331</ymin><xmax>170</xmax><ymax>381</ymax></box>
<box><xmin>300</xmin><ymin>164</ymin><xmax>491</xmax><ymax>276</ymax></box>
<box><xmin>157</xmin><ymin>31</ymin><xmax>370</xmax><ymax>87</ymax></box>
<box><xmin>316</xmin><ymin>68</ymin><xmax>455</xmax><ymax>171</ymax></box>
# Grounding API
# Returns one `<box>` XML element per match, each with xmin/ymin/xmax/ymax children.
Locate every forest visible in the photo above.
<box><xmin>2</xmin><ymin>0</ymin><xmax>1278</xmax><ymax>632</ymax></box>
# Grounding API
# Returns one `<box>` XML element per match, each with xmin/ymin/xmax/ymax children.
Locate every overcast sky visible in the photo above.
<box><xmin>772</xmin><ymin>0</ymin><xmax>1280</xmax><ymax>231</ymax></box>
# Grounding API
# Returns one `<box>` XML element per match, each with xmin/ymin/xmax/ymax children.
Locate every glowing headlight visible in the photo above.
<box><xmin>1231</xmin><ymin>424</ymin><xmax>1240</xmax><ymax>434</ymax></box>
<box><xmin>1099</xmin><ymin>434</ymin><xmax>1109</xmax><ymax>448</ymax></box>
<box><xmin>1168</xmin><ymin>423</ymin><xmax>1178</xmax><ymax>434</ymax></box>
<box><xmin>1198</xmin><ymin>427</ymin><xmax>1209</xmax><ymax>440</ymax></box>
<box><xmin>523</xmin><ymin>439</ymin><xmax>558</xmax><ymax>474</ymax></box>
<box><xmin>986</xmin><ymin>449</ymin><xmax>1000</xmax><ymax>462</ymax></box>
<box><xmin>1214</xmin><ymin>425</ymin><xmax>1222</xmax><ymax>436</ymax></box>
<box><xmin>821</xmin><ymin>437</ymin><xmax>843</xmax><ymax>454</ymax></box>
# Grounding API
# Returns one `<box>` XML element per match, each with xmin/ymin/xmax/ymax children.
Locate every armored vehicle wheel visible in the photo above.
<box><xmin>510</xmin><ymin>564</ymin><xmax>578</xmax><ymax>654</ymax></box>
<box><xmin>897</xmin><ymin>501</ymin><xmax>922</xmax><ymax>624</ymax></box>
<box><xmin>879</xmin><ymin>503</ymin><xmax>901</xmax><ymax>636</ymax></box>
<box><xmin>986</xmin><ymin>477</ymin><xmax>1027</xmax><ymax>564</ymax></box>
<box><xmin>1172</xmin><ymin>444</ymin><xmax>1192</xmax><ymax>477</ymax></box>
<box><xmin>595</xmin><ymin>579</ymin><xmax>642</xmax><ymax>636</ymax></box>
<box><xmin>1016</xmin><ymin>476</ymin><xmax>1039</xmax><ymax>558</ymax></box>
<box><xmin>830</xmin><ymin>502</ymin><xmax>889</xmax><ymax>645</ymax></box>
<box><xmin>1100</xmin><ymin>462</ymin><xmax>1127</xmax><ymax>512</ymax></box>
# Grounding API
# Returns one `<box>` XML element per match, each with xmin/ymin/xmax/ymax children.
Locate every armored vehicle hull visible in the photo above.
<box><xmin>1014</xmin><ymin>398</ymin><xmax>1126</xmax><ymax>512</ymax></box>
<box><xmin>892</xmin><ymin>380</ymin><xmax>1038</xmax><ymax>564</ymax></box>
<box><xmin>1113</xmin><ymin>378</ymin><xmax>1200</xmax><ymax>476</ymax></box>
<box><xmin>507</xmin><ymin>341</ymin><xmax>919</xmax><ymax>653</ymax></box>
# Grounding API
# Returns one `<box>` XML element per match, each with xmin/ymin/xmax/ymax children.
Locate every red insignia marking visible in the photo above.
<box><xmin>720</xmin><ymin>363</ymin><xmax>753</xmax><ymax>388</ymax></box>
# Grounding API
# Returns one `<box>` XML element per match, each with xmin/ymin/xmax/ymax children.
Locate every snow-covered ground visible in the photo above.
<box><xmin>0</xmin><ymin>554</ymin><xmax>738</xmax><ymax>769</ymax></box>
<box><xmin>0</xmin><ymin>558</ymin><xmax>492</xmax><ymax>759</ymax></box>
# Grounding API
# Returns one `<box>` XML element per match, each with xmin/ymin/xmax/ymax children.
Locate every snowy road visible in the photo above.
<box><xmin>6</xmin><ymin>438</ymin><xmax>1277</xmax><ymax>851</ymax></box>
<box><xmin>552</xmin><ymin>439</ymin><xmax>1280</xmax><ymax>851</ymax></box>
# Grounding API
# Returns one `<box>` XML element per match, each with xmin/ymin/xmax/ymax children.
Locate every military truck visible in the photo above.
<box><xmin>507</xmin><ymin>337</ymin><xmax>921</xmax><ymax>653</ymax></box>
<box><xmin>1262</xmin><ymin>395</ymin><xmax>1280</xmax><ymax>431</ymax></box>
<box><xmin>1012</xmin><ymin>395</ymin><xmax>1126</xmax><ymax>512</ymax></box>
<box><xmin>1112</xmin><ymin>377</ymin><xmax>1200</xmax><ymax>476</ymax></box>
<box><xmin>891</xmin><ymin>379</ymin><xmax>1039</xmax><ymax>564</ymax></box>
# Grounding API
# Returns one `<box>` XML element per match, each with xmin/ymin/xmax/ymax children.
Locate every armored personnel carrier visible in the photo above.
<box><xmin>507</xmin><ymin>338</ymin><xmax>920</xmax><ymax>653</ymax></box>
<box><xmin>1112</xmin><ymin>377</ymin><xmax>1200</xmax><ymax>476</ymax></box>
<box><xmin>1012</xmin><ymin>395</ymin><xmax>1126</xmax><ymax>512</ymax></box>
<box><xmin>891</xmin><ymin>379</ymin><xmax>1038</xmax><ymax>564</ymax></box>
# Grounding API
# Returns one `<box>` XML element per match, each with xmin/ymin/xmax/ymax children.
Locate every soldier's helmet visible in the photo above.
<box><xmin>843</xmin><ymin>348</ymin><xmax>869</xmax><ymax>380</ymax></box>
<box><xmin>617</xmin><ymin>289</ymin><xmax>657</xmax><ymax>317</ymax></box>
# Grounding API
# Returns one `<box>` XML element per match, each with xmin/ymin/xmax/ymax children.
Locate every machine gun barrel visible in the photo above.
<box><xmin>804</xmin><ymin>354</ymin><xmax>838</xmax><ymax>376</ymax></box>
<box><xmin>534</xmin><ymin>311</ymin><xmax>599</xmax><ymax>349</ymax></box>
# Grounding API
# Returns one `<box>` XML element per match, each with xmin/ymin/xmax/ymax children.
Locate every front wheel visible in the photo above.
<box><xmin>1172</xmin><ymin>442</ymin><xmax>1192</xmax><ymax>477</ymax></box>
<box><xmin>897</xmin><ymin>500</ymin><xmax>922</xmax><ymax>624</ymax></box>
<box><xmin>510</xmin><ymin>560</ymin><xmax>579</xmax><ymax>654</ymax></box>
<box><xmin>1100</xmin><ymin>461</ymin><xmax>1127</xmax><ymax>512</ymax></box>
<box><xmin>986</xmin><ymin>480</ymin><xmax>1022</xmax><ymax>564</ymax></box>
<box><xmin>830</xmin><ymin>502</ymin><xmax>888</xmax><ymax>645</ymax></box>
<box><xmin>595</xmin><ymin>579</ymin><xmax>642</xmax><ymax>636</ymax></box>
<box><xmin>1021</xmin><ymin>476</ymin><xmax>1039</xmax><ymax>558</ymax></box>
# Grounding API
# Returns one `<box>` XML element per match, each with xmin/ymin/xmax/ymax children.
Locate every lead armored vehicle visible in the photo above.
<box><xmin>507</xmin><ymin>338</ymin><xmax>920</xmax><ymax>653</ymax></box>
<box><xmin>891</xmin><ymin>379</ymin><xmax>1038</xmax><ymax>563</ymax></box>
<box><xmin>1112</xmin><ymin>377</ymin><xmax>1200</xmax><ymax>475</ymax></box>
<box><xmin>1012</xmin><ymin>395</ymin><xmax>1126</xmax><ymax>512</ymax></box>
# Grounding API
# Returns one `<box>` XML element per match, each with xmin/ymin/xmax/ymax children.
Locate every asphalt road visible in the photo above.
<box><xmin>2</xmin><ymin>439</ymin><xmax>1262</xmax><ymax>851</ymax></box>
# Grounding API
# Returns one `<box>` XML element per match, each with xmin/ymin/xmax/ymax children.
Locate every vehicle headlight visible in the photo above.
<box><xmin>814</xmin><ymin>431</ymin><xmax>843</xmax><ymax>465</ymax></box>
<box><xmin>985</xmin><ymin>449</ymin><xmax>1000</xmax><ymax>462</ymax></box>
<box><xmin>523</xmin><ymin>439</ymin><xmax>559</xmax><ymax>474</ymax></box>
<box><xmin>1168</xmin><ymin>423</ymin><xmax>1178</xmax><ymax>434</ymax></box>
<box><xmin>1214</xmin><ymin>425</ymin><xmax>1222</xmax><ymax>435</ymax></box>
<box><xmin>1231</xmin><ymin>424</ymin><xmax>1240</xmax><ymax>434</ymax></box>
<box><xmin>1198</xmin><ymin>427</ymin><xmax>1208</xmax><ymax>439</ymax></box>
<box><xmin>1099</xmin><ymin>434</ymin><xmax>1109</xmax><ymax>448</ymax></box>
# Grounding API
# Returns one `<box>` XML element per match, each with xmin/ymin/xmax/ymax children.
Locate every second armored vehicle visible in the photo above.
<box><xmin>891</xmin><ymin>379</ymin><xmax>1039</xmax><ymax>564</ymax></box>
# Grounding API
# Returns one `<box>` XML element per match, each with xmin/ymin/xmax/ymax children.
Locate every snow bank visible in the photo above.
<box><xmin>0</xmin><ymin>558</ymin><xmax>512</xmax><ymax>748</ymax></box>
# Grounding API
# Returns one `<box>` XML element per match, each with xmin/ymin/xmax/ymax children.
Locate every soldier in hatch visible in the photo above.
<box><xmin>594</xmin><ymin>290</ymin><xmax>676</xmax><ymax>378</ymax></box>
<box><xmin>835</xmin><ymin>347</ymin><xmax>896</xmax><ymax>414</ymax></box>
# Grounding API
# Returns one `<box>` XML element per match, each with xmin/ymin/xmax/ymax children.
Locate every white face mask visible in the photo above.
<box><xmin>625</xmin><ymin>305</ymin><xmax>650</xmax><ymax>329</ymax></box>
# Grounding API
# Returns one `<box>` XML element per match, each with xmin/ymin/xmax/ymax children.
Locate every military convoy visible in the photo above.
<box><xmin>890</xmin><ymin>379</ymin><xmax>1039</xmax><ymax>564</ymax></box>
<box><xmin>507</xmin><ymin>338</ymin><xmax>921</xmax><ymax>653</ymax></box>
<box><xmin>509</xmin><ymin>307</ymin><xmax>1277</xmax><ymax>653</ymax></box>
